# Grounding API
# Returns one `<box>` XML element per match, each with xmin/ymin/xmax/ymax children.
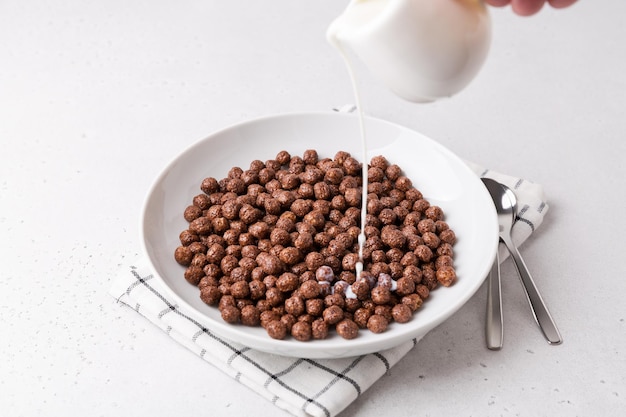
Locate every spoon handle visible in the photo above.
<box><xmin>486</xmin><ymin>246</ymin><xmax>503</xmax><ymax>350</ymax></box>
<box><xmin>501</xmin><ymin>235</ymin><xmax>563</xmax><ymax>345</ymax></box>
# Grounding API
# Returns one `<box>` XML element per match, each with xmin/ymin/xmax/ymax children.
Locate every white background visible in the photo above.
<box><xmin>1</xmin><ymin>1</ymin><xmax>625</xmax><ymax>416</ymax></box>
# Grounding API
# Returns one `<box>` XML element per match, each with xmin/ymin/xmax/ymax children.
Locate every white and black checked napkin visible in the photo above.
<box><xmin>109</xmin><ymin>164</ymin><xmax>548</xmax><ymax>417</ymax></box>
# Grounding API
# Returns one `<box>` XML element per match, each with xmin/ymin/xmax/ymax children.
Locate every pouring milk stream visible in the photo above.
<box><xmin>327</xmin><ymin>0</ymin><xmax>491</xmax><ymax>273</ymax></box>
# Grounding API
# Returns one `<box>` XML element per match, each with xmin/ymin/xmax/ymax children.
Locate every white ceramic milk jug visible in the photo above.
<box><xmin>327</xmin><ymin>0</ymin><xmax>491</xmax><ymax>102</ymax></box>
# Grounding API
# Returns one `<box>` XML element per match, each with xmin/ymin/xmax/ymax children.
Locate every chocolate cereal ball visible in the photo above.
<box><xmin>174</xmin><ymin>246</ymin><xmax>194</xmax><ymax>266</ymax></box>
<box><xmin>302</xmin><ymin>149</ymin><xmax>318</xmax><ymax>165</ymax></box>
<box><xmin>353</xmin><ymin>307</ymin><xmax>372</xmax><ymax>328</ymax></box>
<box><xmin>300</xmin><ymin>280</ymin><xmax>321</xmax><ymax>299</ymax></box>
<box><xmin>220</xmin><ymin>305</ymin><xmax>240</xmax><ymax>324</ymax></box>
<box><xmin>306</xmin><ymin>298</ymin><xmax>324</xmax><ymax>317</ymax></box>
<box><xmin>436</xmin><ymin>265</ymin><xmax>457</xmax><ymax>287</ymax></box>
<box><xmin>200</xmin><ymin>285</ymin><xmax>221</xmax><ymax>306</ymax></box>
<box><xmin>184</xmin><ymin>266</ymin><xmax>204</xmax><ymax>286</ymax></box>
<box><xmin>291</xmin><ymin>321</ymin><xmax>312</xmax><ymax>342</ymax></box>
<box><xmin>285</xmin><ymin>295</ymin><xmax>305</xmax><ymax>316</ymax></box>
<box><xmin>240</xmin><ymin>305</ymin><xmax>260</xmax><ymax>326</ymax></box>
<box><xmin>395</xmin><ymin>276</ymin><xmax>416</xmax><ymax>296</ymax></box>
<box><xmin>336</xmin><ymin>319</ymin><xmax>359</xmax><ymax>339</ymax></box>
<box><xmin>402</xmin><ymin>294</ymin><xmax>423</xmax><ymax>312</ymax></box>
<box><xmin>276</xmin><ymin>272</ymin><xmax>299</xmax><ymax>292</ymax></box>
<box><xmin>311</xmin><ymin>318</ymin><xmax>329</xmax><ymax>339</ymax></box>
<box><xmin>439</xmin><ymin>229</ymin><xmax>457</xmax><ymax>245</ymax></box>
<box><xmin>249</xmin><ymin>280</ymin><xmax>266</xmax><ymax>300</ymax></box>
<box><xmin>266</xmin><ymin>320</ymin><xmax>288</xmax><ymax>340</ymax></box>
<box><xmin>281</xmin><ymin>314</ymin><xmax>297</xmax><ymax>332</ymax></box>
<box><xmin>230</xmin><ymin>280</ymin><xmax>250</xmax><ymax>298</ymax></box>
<box><xmin>371</xmin><ymin>286</ymin><xmax>391</xmax><ymax>305</ymax></box>
<box><xmin>391</xmin><ymin>303</ymin><xmax>412</xmax><ymax>323</ymax></box>
<box><xmin>367</xmin><ymin>314</ymin><xmax>389</xmax><ymax>334</ymax></box>
<box><xmin>200</xmin><ymin>177</ymin><xmax>219</xmax><ymax>194</ymax></box>
<box><xmin>322</xmin><ymin>305</ymin><xmax>344</xmax><ymax>325</ymax></box>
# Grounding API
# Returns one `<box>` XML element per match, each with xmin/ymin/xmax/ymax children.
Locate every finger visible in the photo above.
<box><xmin>548</xmin><ymin>0</ymin><xmax>577</xmax><ymax>8</ymax></box>
<box><xmin>485</xmin><ymin>0</ymin><xmax>511</xmax><ymax>7</ymax></box>
<box><xmin>511</xmin><ymin>0</ymin><xmax>546</xmax><ymax>16</ymax></box>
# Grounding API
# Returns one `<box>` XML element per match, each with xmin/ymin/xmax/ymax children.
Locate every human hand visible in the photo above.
<box><xmin>485</xmin><ymin>0</ymin><xmax>577</xmax><ymax>16</ymax></box>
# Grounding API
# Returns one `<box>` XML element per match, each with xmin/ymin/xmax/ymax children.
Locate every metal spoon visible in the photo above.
<box><xmin>482</xmin><ymin>178</ymin><xmax>505</xmax><ymax>350</ymax></box>
<box><xmin>482</xmin><ymin>178</ymin><xmax>562</xmax><ymax>345</ymax></box>
<box><xmin>485</xmin><ymin>246</ymin><xmax>503</xmax><ymax>350</ymax></box>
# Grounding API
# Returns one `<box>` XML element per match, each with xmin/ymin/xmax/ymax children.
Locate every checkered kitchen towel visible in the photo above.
<box><xmin>109</xmin><ymin>165</ymin><xmax>548</xmax><ymax>417</ymax></box>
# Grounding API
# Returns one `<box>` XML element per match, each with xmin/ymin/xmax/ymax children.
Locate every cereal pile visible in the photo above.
<box><xmin>174</xmin><ymin>150</ymin><xmax>456</xmax><ymax>341</ymax></box>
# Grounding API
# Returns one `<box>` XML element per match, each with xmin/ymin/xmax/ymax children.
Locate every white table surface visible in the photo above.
<box><xmin>2</xmin><ymin>1</ymin><xmax>625</xmax><ymax>416</ymax></box>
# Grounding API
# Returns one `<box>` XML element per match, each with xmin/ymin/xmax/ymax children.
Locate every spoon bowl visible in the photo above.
<box><xmin>482</xmin><ymin>178</ymin><xmax>516</xmax><ymax>236</ymax></box>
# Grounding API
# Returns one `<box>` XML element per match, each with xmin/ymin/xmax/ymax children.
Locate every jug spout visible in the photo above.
<box><xmin>328</xmin><ymin>0</ymin><xmax>491</xmax><ymax>102</ymax></box>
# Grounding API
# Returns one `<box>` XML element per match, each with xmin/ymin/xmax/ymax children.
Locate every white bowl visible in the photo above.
<box><xmin>141</xmin><ymin>112</ymin><xmax>498</xmax><ymax>358</ymax></box>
